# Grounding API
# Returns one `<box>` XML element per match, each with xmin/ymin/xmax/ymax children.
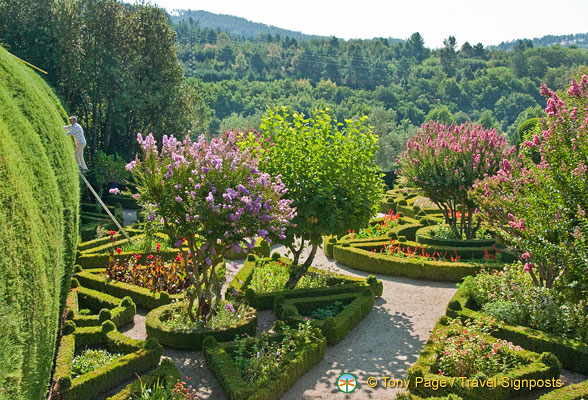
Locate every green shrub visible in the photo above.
<box><xmin>54</xmin><ymin>322</ymin><xmax>163</xmax><ymax>400</ymax></box>
<box><xmin>106</xmin><ymin>358</ymin><xmax>181</xmax><ymax>400</ymax></box>
<box><xmin>204</xmin><ymin>324</ymin><xmax>327</xmax><ymax>400</ymax></box>
<box><xmin>0</xmin><ymin>45</ymin><xmax>79</xmax><ymax>398</ymax></box>
<box><xmin>145</xmin><ymin>302</ymin><xmax>257</xmax><ymax>350</ymax></box>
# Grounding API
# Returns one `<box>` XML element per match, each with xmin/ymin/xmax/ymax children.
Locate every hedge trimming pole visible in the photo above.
<box><xmin>79</xmin><ymin>172</ymin><xmax>133</xmax><ymax>244</ymax></box>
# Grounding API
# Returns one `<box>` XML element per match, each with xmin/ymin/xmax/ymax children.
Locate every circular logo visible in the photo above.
<box><xmin>337</xmin><ymin>373</ymin><xmax>358</xmax><ymax>393</ymax></box>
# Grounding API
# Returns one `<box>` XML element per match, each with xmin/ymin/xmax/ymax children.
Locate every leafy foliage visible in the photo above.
<box><xmin>399</xmin><ymin>122</ymin><xmax>515</xmax><ymax>239</ymax></box>
<box><xmin>260</xmin><ymin>108</ymin><xmax>382</xmax><ymax>279</ymax></box>
<box><xmin>431</xmin><ymin>317</ymin><xmax>524</xmax><ymax>378</ymax></box>
<box><xmin>309</xmin><ymin>301</ymin><xmax>346</xmax><ymax>320</ymax></box>
<box><xmin>232</xmin><ymin>320</ymin><xmax>319</xmax><ymax>385</ymax></box>
<box><xmin>128</xmin><ymin>131</ymin><xmax>294</xmax><ymax>321</ymax></box>
<box><xmin>0</xmin><ymin>45</ymin><xmax>79</xmax><ymax>399</ymax></box>
<box><xmin>460</xmin><ymin>266</ymin><xmax>588</xmax><ymax>342</ymax></box>
<box><xmin>471</xmin><ymin>76</ymin><xmax>588</xmax><ymax>296</ymax></box>
<box><xmin>72</xmin><ymin>348</ymin><xmax>123</xmax><ymax>376</ymax></box>
<box><xmin>104</xmin><ymin>253</ymin><xmax>190</xmax><ymax>295</ymax></box>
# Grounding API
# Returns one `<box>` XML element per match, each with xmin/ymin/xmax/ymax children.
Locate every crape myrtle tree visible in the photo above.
<box><xmin>127</xmin><ymin>131</ymin><xmax>294</xmax><ymax>321</ymax></box>
<box><xmin>259</xmin><ymin>107</ymin><xmax>382</xmax><ymax>287</ymax></box>
<box><xmin>471</xmin><ymin>76</ymin><xmax>588</xmax><ymax>298</ymax></box>
<box><xmin>398</xmin><ymin>121</ymin><xmax>515</xmax><ymax>240</ymax></box>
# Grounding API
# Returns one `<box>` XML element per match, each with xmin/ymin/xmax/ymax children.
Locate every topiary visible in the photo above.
<box><xmin>0</xmin><ymin>45</ymin><xmax>79</xmax><ymax>399</ymax></box>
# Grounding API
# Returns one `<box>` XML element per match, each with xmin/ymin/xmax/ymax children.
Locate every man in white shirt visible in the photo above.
<box><xmin>63</xmin><ymin>116</ymin><xmax>89</xmax><ymax>174</ymax></box>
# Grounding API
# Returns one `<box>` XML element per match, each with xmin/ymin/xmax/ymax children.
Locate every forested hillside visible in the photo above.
<box><xmin>172</xmin><ymin>20</ymin><xmax>588</xmax><ymax>168</ymax></box>
<box><xmin>170</xmin><ymin>9</ymin><xmax>323</xmax><ymax>41</ymax></box>
<box><xmin>495</xmin><ymin>33</ymin><xmax>588</xmax><ymax>51</ymax></box>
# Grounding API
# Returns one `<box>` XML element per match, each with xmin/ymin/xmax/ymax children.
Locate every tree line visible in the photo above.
<box><xmin>0</xmin><ymin>0</ymin><xmax>207</xmax><ymax>162</ymax></box>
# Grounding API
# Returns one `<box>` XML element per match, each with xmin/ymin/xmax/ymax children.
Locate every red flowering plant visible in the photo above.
<box><xmin>471</xmin><ymin>76</ymin><xmax>588</xmax><ymax>297</ymax></box>
<box><xmin>104</xmin><ymin>250</ymin><xmax>190</xmax><ymax>295</ymax></box>
<box><xmin>126</xmin><ymin>131</ymin><xmax>295</xmax><ymax>322</ymax></box>
<box><xmin>398</xmin><ymin>122</ymin><xmax>515</xmax><ymax>240</ymax></box>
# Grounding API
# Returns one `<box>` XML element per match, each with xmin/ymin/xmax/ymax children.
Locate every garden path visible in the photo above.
<box><xmin>98</xmin><ymin>243</ymin><xmax>586</xmax><ymax>400</ymax></box>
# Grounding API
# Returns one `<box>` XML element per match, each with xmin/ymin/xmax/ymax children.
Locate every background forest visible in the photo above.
<box><xmin>2</xmin><ymin>1</ymin><xmax>588</xmax><ymax>173</ymax></box>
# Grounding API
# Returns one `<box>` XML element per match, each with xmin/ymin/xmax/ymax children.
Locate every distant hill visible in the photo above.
<box><xmin>169</xmin><ymin>9</ymin><xmax>323</xmax><ymax>41</ymax></box>
<box><xmin>494</xmin><ymin>32</ymin><xmax>588</xmax><ymax>50</ymax></box>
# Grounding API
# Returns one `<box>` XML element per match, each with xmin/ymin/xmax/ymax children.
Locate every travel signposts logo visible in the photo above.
<box><xmin>337</xmin><ymin>373</ymin><xmax>358</xmax><ymax>393</ymax></box>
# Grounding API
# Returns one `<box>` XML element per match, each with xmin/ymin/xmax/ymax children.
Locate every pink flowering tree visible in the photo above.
<box><xmin>398</xmin><ymin>122</ymin><xmax>515</xmax><ymax>239</ymax></box>
<box><xmin>472</xmin><ymin>76</ymin><xmax>588</xmax><ymax>295</ymax></box>
<box><xmin>127</xmin><ymin>131</ymin><xmax>295</xmax><ymax>321</ymax></box>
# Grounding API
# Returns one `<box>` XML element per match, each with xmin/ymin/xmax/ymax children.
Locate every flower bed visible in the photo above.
<box><xmin>53</xmin><ymin>321</ymin><xmax>162</xmax><ymax>400</ymax></box>
<box><xmin>415</xmin><ymin>225</ymin><xmax>496</xmax><ymax>248</ymax></box>
<box><xmin>446</xmin><ymin>270</ymin><xmax>588</xmax><ymax>375</ymax></box>
<box><xmin>333</xmin><ymin>243</ymin><xmax>502</xmax><ymax>281</ymax></box>
<box><xmin>106</xmin><ymin>358</ymin><xmax>184</xmax><ymax>400</ymax></box>
<box><xmin>407</xmin><ymin>317</ymin><xmax>561</xmax><ymax>400</ymax></box>
<box><xmin>226</xmin><ymin>256</ymin><xmax>383</xmax><ymax>310</ymax></box>
<box><xmin>274</xmin><ymin>288</ymin><xmax>375</xmax><ymax>345</ymax></box>
<box><xmin>74</xmin><ymin>267</ymin><xmax>180</xmax><ymax>309</ymax></box>
<box><xmin>203</xmin><ymin>322</ymin><xmax>327</xmax><ymax>400</ymax></box>
<box><xmin>66</xmin><ymin>281</ymin><xmax>136</xmax><ymax>328</ymax></box>
<box><xmin>145</xmin><ymin>302</ymin><xmax>257</xmax><ymax>350</ymax></box>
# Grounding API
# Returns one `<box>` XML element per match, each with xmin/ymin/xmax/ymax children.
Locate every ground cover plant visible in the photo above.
<box><xmin>231</xmin><ymin>320</ymin><xmax>320</xmax><ymax>385</ymax></box>
<box><xmin>160</xmin><ymin>300</ymin><xmax>250</xmax><ymax>331</ymax></box>
<box><xmin>430</xmin><ymin>317</ymin><xmax>524</xmax><ymax>377</ymax></box>
<box><xmin>125</xmin><ymin>130</ymin><xmax>294</xmax><ymax>323</ymax></box>
<box><xmin>72</xmin><ymin>348</ymin><xmax>124</xmax><ymax>377</ymax></box>
<box><xmin>308</xmin><ymin>301</ymin><xmax>346</xmax><ymax>320</ymax></box>
<box><xmin>459</xmin><ymin>265</ymin><xmax>588</xmax><ymax>343</ymax></box>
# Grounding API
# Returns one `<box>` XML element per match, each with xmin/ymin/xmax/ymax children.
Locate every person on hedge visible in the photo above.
<box><xmin>63</xmin><ymin>116</ymin><xmax>89</xmax><ymax>174</ymax></box>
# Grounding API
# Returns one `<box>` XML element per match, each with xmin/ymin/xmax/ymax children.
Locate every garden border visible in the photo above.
<box><xmin>273</xmin><ymin>288</ymin><xmax>375</xmax><ymax>345</ymax></box>
<box><xmin>145</xmin><ymin>302</ymin><xmax>257</xmax><ymax>350</ymax></box>
<box><xmin>407</xmin><ymin>318</ymin><xmax>562</xmax><ymax>399</ymax></box>
<box><xmin>226</xmin><ymin>257</ymin><xmax>383</xmax><ymax>310</ymax></box>
<box><xmin>203</xmin><ymin>330</ymin><xmax>327</xmax><ymax>400</ymax></box>
<box><xmin>66</xmin><ymin>282</ymin><xmax>136</xmax><ymax>328</ymax></box>
<box><xmin>53</xmin><ymin>321</ymin><xmax>162</xmax><ymax>400</ymax></box>
<box><xmin>446</xmin><ymin>285</ymin><xmax>588</xmax><ymax>375</ymax></box>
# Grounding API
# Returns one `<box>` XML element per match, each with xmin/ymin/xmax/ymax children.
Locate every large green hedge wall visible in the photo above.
<box><xmin>0</xmin><ymin>46</ymin><xmax>79</xmax><ymax>399</ymax></box>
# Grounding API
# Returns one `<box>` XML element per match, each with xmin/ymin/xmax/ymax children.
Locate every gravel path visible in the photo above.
<box><xmin>104</xmin><ymin>244</ymin><xmax>586</xmax><ymax>399</ymax></box>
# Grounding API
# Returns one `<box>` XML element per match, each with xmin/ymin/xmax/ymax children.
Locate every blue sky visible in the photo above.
<box><xmin>145</xmin><ymin>0</ymin><xmax>588</xmax><ymax>48</ymax></box>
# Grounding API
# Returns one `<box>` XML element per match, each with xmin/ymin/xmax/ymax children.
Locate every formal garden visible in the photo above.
<box><xmin>1</xmin><ymin>39</ymin><xmax>588</xmax><ymax>399</ymax></box>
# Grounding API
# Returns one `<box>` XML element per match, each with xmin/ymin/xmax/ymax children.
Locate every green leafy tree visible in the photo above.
<box><xmin>260</xmin><ymin>108</ymin><xmax>382</xmax><ymax>285</ymax></box>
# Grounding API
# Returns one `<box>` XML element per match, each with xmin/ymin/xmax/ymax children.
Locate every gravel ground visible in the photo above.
<box><xmin>101</xmin><ymin>244</ymin><xmax>586</xmax><ymax>400</ymax></box>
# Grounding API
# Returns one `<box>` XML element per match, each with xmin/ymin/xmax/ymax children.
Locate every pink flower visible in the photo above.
<box><xmin>521</xmin><ymin>252</ymin><xmax>531</xmax><ymax>261</ymax></box>
<box><xmin>523</xmin><ymin>263</ymin><xmax>534</xmax><ymax>272</ymax></box>
<box><xmin>109</xmin><ymin>188</ymin><xmax>119</xmax><ymax>195</ymax></box>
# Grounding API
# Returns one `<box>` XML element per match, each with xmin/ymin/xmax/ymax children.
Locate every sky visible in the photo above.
<box><xmin>143</xmin><ymin>0</ymin><xmax>588</xmax><ymax>48</ymax></box>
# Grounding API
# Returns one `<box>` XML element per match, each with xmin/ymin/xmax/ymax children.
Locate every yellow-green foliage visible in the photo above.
<box><xmin>0</xmin><ymin>45</ymin><xmax>79</xmax><ymax>399</ymax></box>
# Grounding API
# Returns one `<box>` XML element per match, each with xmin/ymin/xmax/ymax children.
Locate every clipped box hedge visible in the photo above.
<box><xmin>407</xmin><ymin>319</ymin><xmax>562</xmax><ymax>400</ymax></box>
<box><xmin>537</xmin><ymin>379</ymin><xmax>588</xmax><ymax>400</ymax></box>
<box><xmin>74</xmin><ymin>268</ymin><xmax>179</xmax><ymax>309</ymax></box>
<box><xmin>333</xmin><ymin>244</ymin><xmax>500</xmax><ymax>281</ymax></box>
<box><xmin>274</xmin><ymin>288</ymin><xmax>374</xmax><ymax>345</ymax></box>
<box><xmin>415</xmin><ymin>225</ymin><xmax>496</xmax><ymax>248</ymax></box>
<box><xmin>203</xmin><ymin>330</ymin><xmax>327</xmax><ymax>400</ymax></box>
<box><xmin>226</xmin><ymin>257</ymin><xmax>383</xmax><ymax>310</ymax></box>
<box><xmin>54</xmin><ymin>321</ymin><xmax>162</xmax><ymax>400</ymax></box>
<box><xmin>66</xmin><ymin>283</ymin><xmax>136</xmax><ymax>328</ymax></box>
<box><xmin>77</xmin><ymin>227</ymin><xmax>143</xmax><ymax>252</ymax></box>
<box><xmin>106</xmin><ymin>358</ymin><xmax>181</xmax><ymax>400</ymax></box>
<box><xmin>446</xmin><ymin>285</ymin><xmax>588</xmax><ymax>375</ymax></box>
<box><xmin>145</xmin><ymin>302</ymin><xmax>257</xmax><ymax>349</ymax></box>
